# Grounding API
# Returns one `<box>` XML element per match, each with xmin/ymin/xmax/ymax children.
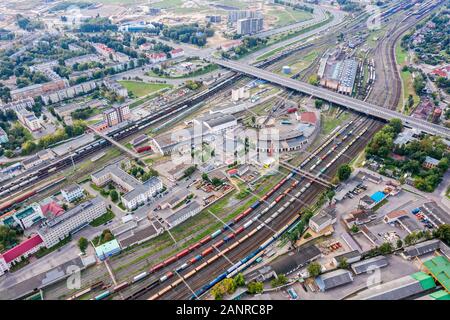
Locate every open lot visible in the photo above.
<box><xmin>118</xmin><ymin>81</ymin><xmax>172</xmax><ymax>97</ymax></box>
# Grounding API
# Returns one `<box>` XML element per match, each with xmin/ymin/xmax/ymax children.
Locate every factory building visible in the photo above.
<box><xmin>315</xmin><ymin>269</ymin><xmax>354</xmax><ymax>292</ymax></box>
<box><xmin>348</xmin><ymin>272</ymin><xmax>436</xmax><ymax>300</ymax></box>
<box><xmin>318</xmin><ymin>56</ymin><xmax>358</xmax><ymax>95</ymax></box>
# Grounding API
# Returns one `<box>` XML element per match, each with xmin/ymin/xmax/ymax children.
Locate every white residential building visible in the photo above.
<box><xmin>91</xmin><ymin>163</ymin><xmax>163</xmax><ymax>211</ymax></box>
<box><xmin>61</xmin><ymin>184</ymin><xmax>85</xmax><ymax>203</ymax></box>
<box><xmin>38</xmin><ymin>197</ymin><xmax>107</xmax><ymax>248</ymax></box>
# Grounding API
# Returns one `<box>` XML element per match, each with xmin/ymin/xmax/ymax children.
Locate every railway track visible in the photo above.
<box><xmin>84</xmin><ymin>115</ymin><xmax>363</xmax><ymax>300</ymax></box>
<box><xmin>135</xmin><ymin>1</ymin><xmax>444</xmax><ymax>300</ymax></box>
<box><xmin>147</xmin><ymin>118</ymin><xmax>378</xmax><ymax>300</ymax></box>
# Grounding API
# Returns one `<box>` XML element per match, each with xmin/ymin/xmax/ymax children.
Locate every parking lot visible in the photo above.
<box><xmin>260</xmin><ymin>254</ymin><xmax>420</xmax><ymax>300</ymax></box>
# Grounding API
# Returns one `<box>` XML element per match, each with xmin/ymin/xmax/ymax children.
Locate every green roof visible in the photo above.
<box><xmin>429</xmin><ymin>290</ymin><xmax>450</xmax><ymax>300</ymax></box>
<box><xmin>15</xmin><ymin>206</ymin><xmax>36</xmax><ymax>220</ymax></box>
<box><xmin>422</xmin><ymin>256</ymin><xmax>450</xmax><ymax>292</ymax></box>
<box><xmin>95</xmin><ymin>239</ymin><xmax>121</xmax><ymax>258</ymax></box>
<box><xmin>411</xmin><ymin>271</ymin><xmax>436</xmax><ymax>290</ymax></box>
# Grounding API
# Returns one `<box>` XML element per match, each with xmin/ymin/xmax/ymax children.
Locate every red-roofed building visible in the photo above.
<box><xmin>148</xmin><ymin>52</ymin><xmax>167</xmax><ymax>64</ymax></box>
<box><xmin>383</xmin><ymin>210</ymin><xmax>407</xmax><ymax>224</ymax></box>
<box><xmin>297</xmin><ymin>112</ymin><xmax>317</xmax><ymax>125</ymax></box>
<box><xmin>430</xmin><ymin>65</ymin><xmax>450</xmax><ymax>79</ymax></box>
<box><xmin>41</xmin><ymin>201</ymin><xmax>65</xmax><ymax>219</ymax></box>
<box><xmin>170</xmin><ymin>48</ymin><xmax>184</xmax><ymax>59</ymax></box>
<box><xmin>0</xmin><ymin>234</ymin><xmax>44</xmax><ymax>275</ymax></box>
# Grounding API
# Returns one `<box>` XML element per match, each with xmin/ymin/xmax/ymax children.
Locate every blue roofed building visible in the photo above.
<box><xmin>95</xmin><ymin>239</ymin><xmax>122</xmax><ymax>261</ymax></box>
<box><xmin>0</xmin><ymin>203</ymin><xmax>44</xmax><ymax>229</ymax></box>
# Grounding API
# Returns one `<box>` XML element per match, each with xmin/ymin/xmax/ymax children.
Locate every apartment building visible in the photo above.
<box><xmin>103</xmin><ymin>104</ymin><xmax>131</xmax><ymax>127</ymax></box>
<box><xmin>10</xmin><ymin>79</ymin><xmax>69</xmax><ymax>101</ymax></box>
<box><xmin>103</xmin><ymin>80</ymin><xmax>128</xmax><ymax>98</ymax></box>
<box><xmin>15</xmin><ymin>108</ymin><xmax>42</xmax><ymax>132</ymax></box>
<box><xmin>91</xmin><ymin>164</ymin><xmax>163</xmax><ymax>211</ymax></box>
<box><xmin>237</xmin><ymin>17</ymin><xmax>264</xmax><ymax>35</ymax></box>
<box><xmin>0</xmin><ymin>234</ymin><xmax>44</xmax><ymax>276</ymax></box>
<box><xmin>38</xmin><ymin>197</ymin><xmax>107</xmax><ymax>248</ymax></box>
<box><xmin>61</xmin><ymin>184</ymin><xmax>85</xmax><ymax>203</ymax></box>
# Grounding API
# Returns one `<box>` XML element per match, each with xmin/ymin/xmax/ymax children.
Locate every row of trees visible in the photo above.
<box><xmin>366</xmin><ymin>118</ymin><xmax>403</xmax><ymax>158</ymax></box>
<box><xmin>0</xmin><ymin>225</ymin><xmax>19</xmax><ymax>252</ymax></box>
<box><xmin>71</xmin><ymin>107</ymin><xmax>95</xmax><ymax>120</ymax></box>
<box><xmin>161</xmin><ymin>23</ymin><xmax>214</xmax><ymax>47</ymax></box>
<box><xmin>21</xmin><ymin>121</ymin><xmax>86</xmax><ymax>155</ymax></box>
<box><xmin>16</xmin><ymin>14</ymin><xmax>44</xmax><ymax>31</ymax></box>
<box><xmin>223</xmin><ymin>37</ymin><xmax>268</xmax><ymax>59</ymax></box>
<box><xmin>211</xmin><ymin>273</ymin><xmax>245</xmax><ymax>300</ymax></box>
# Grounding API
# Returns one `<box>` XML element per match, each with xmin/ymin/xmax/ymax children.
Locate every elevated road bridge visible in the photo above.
<box><xmin>211</xmin><ymin>58</ymin><xmax>450</xmax><ymax>140</ymax></box>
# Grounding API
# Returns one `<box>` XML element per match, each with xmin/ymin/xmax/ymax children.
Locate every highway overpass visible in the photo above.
<box><xmin>211</xmin><ymin>58</ymin><xmax>450</xmax><ymax>140</ymax></box>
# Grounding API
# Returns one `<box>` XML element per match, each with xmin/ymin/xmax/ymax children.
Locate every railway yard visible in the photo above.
<box><xmin>0</xmin><ymin>0</ymin><xmax>449</xmax><ymax>303</ymax></box>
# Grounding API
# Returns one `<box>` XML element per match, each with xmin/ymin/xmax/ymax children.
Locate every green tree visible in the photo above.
<box><xmin>222</xmin><ymin>278</ymin><xmax>237</xmax><ymax>294</ymax></box>
<box><xmin>396</xmin><ymin>239</ymin><xmax>403</xmax><ymax>249</ymax></box>
<box><xmin>110</xmin><ymin>190</ymin><xmax>119</xmax><ymax>202</ymax></box>
<box><xmin>337</xmin><ymin>164</ymin><xmax>352</xmax><ymax>181</ymax></box>
<box><xmin>378</xmin><ymin>242</ymin><xmax>393</xmax><ymax>255</ymax></box>
<box><xmin>308</xmin><ymin>74</ymin><xmax>319</xmax><ymax>86</ymax></box>
<box><xmin>233</xmin><ymin>273</ymin><xmax>246</xmax><ymax>287</ymax></box>
<box><xmin>434</xmin><ymin>224</ymin><xmax>450</xmax><ymax>245</ymax></box>
<box><xmin>0</xmin><ymin>225</ymin><xmax>18</xmax><ymax>251</ymax></box>
<box><xmin>78</xmin><ymin>237</ymin><xmax>88</xmax><ymax>253</ymax></box>
<box><xmin>350</xmin><ymin>224</ymin><xmax>359</xmax><ymax>233</ymax></box>
<box><xmin>211</xmin><ymin>282</ymin><xmax>226</xmax><ymax>300</ymax></box>
<box><xmin>389</xmin><ymin>119</ymin><xmax>403</xmax><ymax>134</ymax></box>
<box><xmin>314</xmin><ymin>99</ymin><xmax>323</xmax><ymax>109</ymax></box>
<box><xmin>270</xmin><ymin>274</ymin><xmax>288</xmax><ymax>288</ymax></box>
<box><xmin>307</xmin><ymin>262</ymin><xmax>322</xmax><ymax>277</ymax></box>
<box><xmin>325</xmin><ymin>190</ymin><xmax>335</xmax><ymax>204</ymax></box>
<box><xmin>404</xmin><ymin>232</ymin><xmax>419</xmax><ymax>246</ymax></box>
<box><xmin>247</xmin><ymin>281</ymin><xmax>264</xmax><ymax>294</ymax></box>
<box><xmin>337</xmin><ymin>258</ymin><xmax>349</xmax><ymax>269</ymax></box>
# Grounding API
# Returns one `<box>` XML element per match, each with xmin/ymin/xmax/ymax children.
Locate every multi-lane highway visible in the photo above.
<box><xmin>210</xmin><ymin>58</ymin><xmax>450</xmax><ymax>139</ymax></box>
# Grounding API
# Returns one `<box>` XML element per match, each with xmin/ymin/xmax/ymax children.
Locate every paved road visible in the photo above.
<box><xmin>242</xmin><ymin>7</ymin><xmax>347</xmax><ymax>63</ymax></box>
<box><xmin>211</xmin><ymin>58</ymin><xmax>450</xmax><ymax>139</ymax></box>
<box><xmin>255</xmin><ymin>4</ymin><xmax>327</xmax><ymax>39</ymax></box>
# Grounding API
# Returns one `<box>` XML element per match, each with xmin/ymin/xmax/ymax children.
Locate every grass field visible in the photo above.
<box><xmin>146</xmin><ymin>64</ymin><xmax>218</xmax><ymax>79</ymax></box>
<box><xmin>277</xmin><ymin>51</ymin><xmax>318</xmax><ymax>76</ymax></box>
<box><xmin>118</xmin><ymin>81</ymin><xmax>172</xmax><ymax>98</ymax></box>
<box><xmin>320</xmin><ymin>109</ymin><xmax>350</xmax><ymax>136</ymax></box>
<box><xmin>400</xmin><ymin>69</ymin><xmax>420</xmax><ymax>113</ymax></box>
<box><xmin>395</xmin><ymin>42</ymin><xmax>419</xmax><ymax>113</ymax></box>
<box><xmin>89</xmin><ymin>210</ymin><xmax>115</xmax><ymax>227</ymax></box>
<box><xmin>268</xmin><ymin>7</ymin><xmax>313</xmax><ymax>28</ymax></box>
<box><xmin>255</xmin><ymin>13</ymin><xmax>333</xmax><ymax>61</ymax></box>
<box><xmin>395</xmin><ymin>42</ymin><xmax>408</xmax><ymax>65</ymax></box>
